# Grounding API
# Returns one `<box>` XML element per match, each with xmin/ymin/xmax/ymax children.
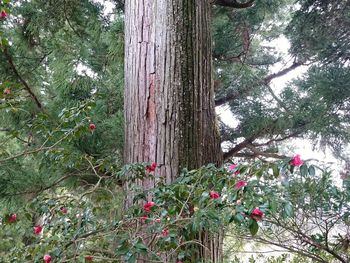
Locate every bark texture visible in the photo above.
<box><xmin>124</xmin><ymin>0</ymin><xmax>223</xmax><ymax>261</ymax></box>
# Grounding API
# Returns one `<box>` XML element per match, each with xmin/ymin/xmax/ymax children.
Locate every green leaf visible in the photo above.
<box><xmin>134</xmin><ymin>240</ymin><xmax>148</xmax><ymax>254</ymax></box>
<box><xmin>284</xmin><ymin>202</ymin><xmax>294</xmax><ymax>217</ymax></box>
<box><xmin>234</xmin><ymin>213</ymin><xmax>245</xmax><ymax>223</ymax></box>
<box><xmin>269</xmin><ymin>199</ymin><xmax>277</xmax><ymax>212</ymax></box>
<box><xmin>300</xmin><ymin>164</ymin><xmax>308</xmax><ymax>177</ymax></box>
<box><xmin>249</xmin><ymin>219</ymin><xmax>259</xmax><ymax>236</ymax></box>
<box><xmin>272</xmin><ymin>164</ymin><xmax>279</xmax><ymax>178</ymax></box>
<box><xmin>308</xmin><ymin>165</ymin><xmax>316</xmax><ymax>176</ymax></box>
<box><xmin>178</xmin><ymin>251</ymin><xmax>186</xmax><ymax>260</ymax></box>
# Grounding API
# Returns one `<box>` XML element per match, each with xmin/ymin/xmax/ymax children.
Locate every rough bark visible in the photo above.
<box><xmin>124</xmin><ymin>0</ymin><xmax>223</xmax><ymax>261</ymax></box>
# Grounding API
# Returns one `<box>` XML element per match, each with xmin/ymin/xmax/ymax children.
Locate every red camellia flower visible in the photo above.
<box><xmin>146</xmin><ymin>162</ymin><xmax>157</xmax><ymax>172</ymax></box>
<box><xmin>290</xmin><ymin>154</ymin><xmax>304</xmax><ymax>166</ymax></box>
<box><xmin>85</xmin><ymin>256</ymin><xmax>94</xmax><ymax>261</ymax></box>
<box><xmin>60</xmin><ymin>207</ymin><xmax>68</xmax><ymax>214</ymax></box>
<box><xmin>8</xmin><ymin>213</ymin><xmax>17</xmax><ymax>223</ymax></box>
<box><xmin>43</xmin><ymin>254</ymin><xmax>52</xmax><ymax>263</ymax></box>
<box><xmin>228</xmin><ymin>164</ymin><xmax>237</xmax><ymax>171</ymax></box>
<box><xmin>209</xmin><ymin>191</ymin><xmax>220</xmax><ymax>199</ymax></box>
<box><xmin>89</xmin><ymin>123</ymin><xmax>96</xmax><ymax>130</ymax></box>
<box><xmin>162</xmin><ymin>228</ymin><xmax>169</xmax><ymax>237</ymax></box>
<box><xmin>34</xmin><ymin>225</ymin><xmax>43</xmax><ymax>235</ymax></box>
<box><xmin>235</xmin><ymin>180</ymin><xmax>247</xmax><ymax>189</ymax></box>
<box><xmin>0</xmin><ymin>10</ymin><xmax>7</xmax><ymax>18</ymax></box>
<box><xmin>3</xmin><ymin>88</ymin><xmax>11</xmax><ymax>94</ymax></box>
<box><xmin>143</xmin><ymin>201</ymin><xmax>155</xmax><ymax>213</ymax></box>
<box><xmin>250</xmin><ymin>207</ymin><xmax>264</xmax><ymax>221</ymax></box>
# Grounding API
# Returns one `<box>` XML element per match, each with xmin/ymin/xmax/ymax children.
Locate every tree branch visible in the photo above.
<box><xmin>223</xmin><ymin>136</ymin><xmax>256</xmax><ymax>161</ymax></box>
<box><xmin>2</xmin><ymin>47</ymin><xmax>43</xmax><ymax>110</ymax></box>
<box><xmin>246</xmin><ymin>144</ymin><xmax>287</xmax><ymax>159</ymax></box>
<box><xmin>252</xmin><ymin>131</ymin><xmax>302</xmax><ymax>147</ymax></box>
<box><xmin>213</xmin><ymin>0</ymin><xmax>255</xmax><ymax>8</ymax></box>
<box><xmin>215</xmin><ymin>62</ymin><xmax>302</xmax><ymax>106</ymax></box>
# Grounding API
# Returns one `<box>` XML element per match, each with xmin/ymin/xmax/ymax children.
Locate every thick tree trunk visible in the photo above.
<box><xmin>124</xmin><ymin>0</ymin><xmax>223</xmax><ymax>261</ymax></box>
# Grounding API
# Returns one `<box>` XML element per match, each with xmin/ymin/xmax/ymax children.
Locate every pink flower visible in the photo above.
<box><xmin>250</xmin><ymin>208</ymin><xmax>264</xmax><ymax>221</ymax></box>
<box><xmin>89</xmin><ymin>123</ymin><xmax>96</xmax><ymax>130</ymax></box>
<box><xmin>3</xmin><ymin>88</ymin><xmax>11</xmax><ymax>94</ymax></box>
<box><xmin>155</xmin><ymin>218</ymin><xmax>161</xmax><ymax>223</ymax></box>
<box><xmin>234</xmin><ymin>170</ymin><xmax>240</xmax><ymax>175</ymax></box>
<box><xmin>177</xmin><ymin>261</ymin><xmax>183</xmax><ymax>263</ymax></box>
<box><xmin>162</xmin><ymin>228</ymin><xmax>169</xmax><ymax>237</ymax></box>
<box><xmin>143</xmin><ymin>201</ymin><xmax>155</xmax><ymax>213</ymax></box>
<box><xmin>235</xmin><ymin>180</ymin><xmax>247</xmax><ymax>189</ymax></box>
<box><xmin>236</xmin><ymin>199</ymin><xmax>242</xmax><ymax>206</ymax></box>
<box><xmin>85</xmin><ymin>256</ymin><xmax>94</xmax><ymax>261</ymax></box>
<box><xmin>228</xmin><ymin>164</ymin><xmax>237</xmax><ymax>171</ymax></box>
<box><xmin>0</xmin><ymin>11</ymin><xmax>7</xmax><ymax>18</ymax></box>
<box><xmin>146</xmin><ymin>162</ymin><xmax>157</xmax><ymax>172</ymax></box>
<box><xmin>290</xmin><ymin>154</ymin><xmax>303</xmax><ymax>166</ymax></box>
<box><xmin>8</xmin><ymin>213</ymin><xmax>17</xmax><ymax>223</ymax></box>
<box><xmin>209</xmin><ymin>191</ymin><xmax>220</xmax><ymax>199</ymax></box>
<box><xmin>34</xmin><ymin>225</ymin><xmax>43</xmax><ymax>235</ymax></box>
<box><xmin>60</xmin><ymin>207</ymin><xmax>68</xmax><ymax>214</ymax></box>
<box><xmin>43</xmin><ymin>255</ymin><xmax>52</xmax><ymax>263</ymax></box>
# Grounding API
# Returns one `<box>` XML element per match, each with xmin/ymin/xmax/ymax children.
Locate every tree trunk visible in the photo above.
<box><xmin>124</xmin><ymin>0</ymin><xmax>223</xmax><ymax>261</ymax></box>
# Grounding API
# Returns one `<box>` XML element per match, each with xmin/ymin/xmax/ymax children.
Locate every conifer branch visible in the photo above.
<box><xmin>215</xmin><ymin>62</ymin><xmax>303</xmax><ymax>106</ymax></box>
<box><xmin>212</xmin><ymin>0</ymin><xmax>255</xmax><ymax>8</ymax></box>
<box><xmin>0</xmin><ymin>128</ymin><xmax>74</xmax><ymax>164</ymax></box>
<box><xmin>223</xmin><ymin>123</ymin><xmax>301</xmax><ymax>160</ymax></box>
<box><xmin>2</xmin><ymin>47</ymin><xmax>43</xmax><ymax>110</ymax></box>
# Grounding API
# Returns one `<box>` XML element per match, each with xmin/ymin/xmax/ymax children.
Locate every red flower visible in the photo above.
<box><xmin>60</xmin><ymin>207</ymin><xmax>68</xmax><ymax>214</ymax></box>
<box><xmin>85</xmin><ymin>256</ymin><xmax>94</xmax><ymax>262</ymax></box>
<box><xmin>0</xmin><ymin>10</ymin><xmax>7</xmax><ymax>18</ymax></box>
<box><xmin>43</xmin><ymin>254</ymin><xmax>52</xmax><ymax>263</ymax></box>
<box><xmin>209</xmin><ymin>191</ymin><xmax>220</xmax><ymax>199</ymax></box>
<box><xmin>3</xmin><ymin>88</ymin><xmax>11</xmax><ymax>94</ymax></box>
<box><xmin>290</xmin><ymin>154</ymin><xmax>303</xmax><ymax>166</ymax></box>
<box><xmin>143</xmin><ymin>201</ymin><xmax>155</xmax><ymax>213</ymax></box>
<box><xmin>89</xmin><ymin>123</ymin><xmax>96</xmax><ymax>130</ymax></box>
<box><xmin>34</xmin><ymin>225</ymin><xmax>43</xmax><ymax>235</ymax></box>
<box><xmin>162</xmin><ymin>228</ymin><xmax>169</xmax><ymax>237</ymax></box>
<box><xmin>250</xmin><ymin>208</ymin><xmax>264</xmax><ymax>221</ymax></box>
<box><xmin>146</xmin><ymin>162</ymin><xmax>157</xmax><ymax>172</ymax></box>
<box><xmin>8</xmin><ymin>213</ymin><xmax>17</xmax><ymax>223</ymax></box>
<box><xmin>235</xmin><ymin>180</ymin><xmax>247</xmax><ymax>189</ymax></box>
<box><xmin>228</xmin><ymin>164</ymin><xmax>237</xmax><ymax>171</ymax></box>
